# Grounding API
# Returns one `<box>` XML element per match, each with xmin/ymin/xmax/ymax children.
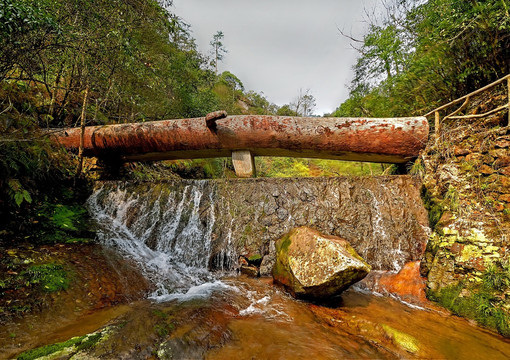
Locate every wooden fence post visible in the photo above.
<box><xmin>507</xmin><ymin>78</ymin><xmax>510</xmax><ymax>127</ymax></box>
<box><xmin>435</xmin><ymin>111</ymin><xmax>440</xmax><ymax>140</ymax></box>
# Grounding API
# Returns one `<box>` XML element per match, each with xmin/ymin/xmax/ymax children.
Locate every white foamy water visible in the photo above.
<box><xmin>86</xmin><ymin>182</ymin><xmax>235</xmax><ymax>301</ymax></box>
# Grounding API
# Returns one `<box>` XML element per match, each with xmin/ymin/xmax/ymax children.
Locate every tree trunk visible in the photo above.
<box><xmin>75</xmin><ymin>85</ymin><xmax>89</xmax><ymax>177</ymax></box>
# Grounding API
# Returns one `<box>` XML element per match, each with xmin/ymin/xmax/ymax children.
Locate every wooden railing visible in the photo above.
<box><xmin>424</xmin><ymin>74</ymin><xmax>510</xmax><ymax>140</ymax></box>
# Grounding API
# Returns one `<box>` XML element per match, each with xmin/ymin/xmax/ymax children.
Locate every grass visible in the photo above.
<box><xmin>409</xmin><ymin>158</ymin><xmax>425</xmax><ymax>178</ymax></box>
<box><xmin>428</xmin><ymin>264</ymin><xmax>510</xmax><ymax>337</ymax></box>
<box><xmin>444</xmin><ymin>185</ymin><xmax>459</xmax><ymax>212</ymax></box>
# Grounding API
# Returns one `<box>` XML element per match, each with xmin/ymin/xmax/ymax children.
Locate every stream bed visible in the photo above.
<box><xmin>3</xmin><ymin>179</ymin><xmax>510</xmax><ymax>359</ymax></box>
<box><xmin>3</xmin><ymin>275</ymin><xmax>510</xmax><ymax>359</ymax></box>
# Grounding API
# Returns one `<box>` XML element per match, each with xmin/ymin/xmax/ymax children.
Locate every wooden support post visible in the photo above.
<box><xmin>232</xmin><ymin>150</ymin><xmax>256</xmax><ymax>178</ymax></box>
<box><xmin>434</xmin><ymin>111</ymin><xmax>440</xmax><ymax>140</ymax></box>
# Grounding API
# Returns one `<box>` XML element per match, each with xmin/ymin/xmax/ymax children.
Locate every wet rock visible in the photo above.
<box><xmin>360</xmin><ymin>261</ymin><xmax>427</xmax><ymax>304</ymax></box>
<box><xmin>272</xmin><ymin>227</ymin><xmax>370</xmax><ymax>299</ymax></box>
<box><xmin>240</xmin><ymin>264</ymin><xmax>259</xmax><ymax>277</ymax></box>
<box><xmin>259</xmin><ymin>242</ymin><xmax>276</xmax><ymax>277</ymax></box>
<box><xmin>238</xmin><ymin>256</ymin><xmax>249</xmax><ymax>267</ymax></box>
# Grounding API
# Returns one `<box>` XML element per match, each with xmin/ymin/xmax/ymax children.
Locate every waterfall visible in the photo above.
<box><xmin>86</xmin><ymin>181</ymin><xmax>232</xmax><ymax>301</ymax></box>
<box><xmin>86</xmin><ymin>177</ymin><xmax>430</xmax><ymax>302</ymax></box>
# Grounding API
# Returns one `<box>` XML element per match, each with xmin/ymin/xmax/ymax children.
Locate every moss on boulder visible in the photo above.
<box><xmin>272</xmin><ymin>227</ymin><xmax>370</xmax><ymax>299</ymax></box>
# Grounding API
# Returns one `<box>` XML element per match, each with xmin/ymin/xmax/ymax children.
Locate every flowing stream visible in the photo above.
<box><xmin>3</xmin><ymin>179</ymin><xmax>510</xmax><ymax>359</ymax></box>
<box><xmin>87</xmin><ymin>182</ymin><xmax>234</xmax><ymax>302</ymax></box>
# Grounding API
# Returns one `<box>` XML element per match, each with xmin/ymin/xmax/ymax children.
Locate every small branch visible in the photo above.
<box><xmin>0</xmin><ymin>96</ymin><xmax>12</xmax><ymax>116</ymax></box>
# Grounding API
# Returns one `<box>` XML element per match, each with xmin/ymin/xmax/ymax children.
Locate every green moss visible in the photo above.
<box><xmin>278</xmin><ymin>233</ymin><xmax>292</xmax><ymax>253</ymax></box>
<box><xmin>17</xmin><ymin>329</ymin><xmax>110</xmax><ymax>359</ymax></box>
<box><xmin>381</xmin><ymin>324</ymin><xmax>419</xmax><ymax>353</ymax></box>
<box><xmin>420</xmin><ymin>186</ymin><xmax>443</xmax><ymax>229</ymax></box>
<box><xmin>152</xmin><ymin>309</ymin><xmax>169</xmax><ymax>319</ymax></box>
<box><xmin>271</xmin><ymin>255</ymin><xmax>287</xmax><ymax>278</ymax></box>
<box><xmin>75</xmin><ymin>333</ymin><xmax>102</xmax><ymax>351</ymax></box>
<box><xmin>17</xmin><ymin>335</ymin><xmax>86</xmax><ymax>360</ymax></box>
<box><xmin>248</xmin><ymin>254</ymin><xmax>262</xmax><ymax>262</ymax></box>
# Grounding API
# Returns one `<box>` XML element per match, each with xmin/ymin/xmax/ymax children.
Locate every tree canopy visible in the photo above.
<box><xmin>334</xmin><ymin>0</ymin><xmax>510</xmax><ymax>118</ymax></box>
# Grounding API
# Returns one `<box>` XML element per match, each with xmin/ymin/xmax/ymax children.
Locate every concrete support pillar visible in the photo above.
<box><xmin>232</xmin><ymin>150</ymin><xmax>256</xmax><ymax>178</ymax></box>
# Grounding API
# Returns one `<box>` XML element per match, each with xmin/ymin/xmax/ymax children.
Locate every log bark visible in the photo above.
<box><xmin>51</xmin><ymin>115</ymin><xmax>429</xmax><ymax>164</ymax></box>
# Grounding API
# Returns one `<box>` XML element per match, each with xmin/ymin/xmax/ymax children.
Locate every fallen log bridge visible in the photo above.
<box><xmin>51</xmin><ymin>114</ymin><xmax>429</xmax><ymax>177</ymax></box>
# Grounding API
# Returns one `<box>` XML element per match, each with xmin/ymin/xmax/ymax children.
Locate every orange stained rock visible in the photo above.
<box><xmin>371</xmin><ymin>261</ymin><xmax>428</xmax><ymax>304</ymax></box>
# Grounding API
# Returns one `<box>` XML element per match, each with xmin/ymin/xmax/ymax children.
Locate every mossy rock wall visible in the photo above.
<box><xmin>419</xmin><ymin>111</ymin><xmax>510</xmax><ymax>335</ymax></box>
<box><xmin>96</xmin><ymin>176</ymin><xmax>430</xmax><ymax>273</ymax></box>
<box><xmin>421</xmin><ymin>124</ymin><xmax>510</xmax><ymax>291</ymax></box>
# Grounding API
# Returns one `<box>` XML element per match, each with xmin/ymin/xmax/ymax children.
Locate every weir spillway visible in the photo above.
<box><xmin>87</xmin><ymin>176</ymin><xmax>430</xmax><ymax>299</ymax></box>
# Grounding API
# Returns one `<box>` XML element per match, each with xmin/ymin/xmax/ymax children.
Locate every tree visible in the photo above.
<box><xmin>336</xmin><ymin>0</ymin><xmax>510</xmax><ymax>118</ymax></box>
<box><xmin>291</xmin><ymin>89</ymin><xmax>316</xmax><ymax>116</ymax></box>
<box><xmin>276</xmin><ymin>104</ymin><xmax>299</xmax><ymax>116</ymax></box>
<box><xmin>210</xmin><ymin>31</ymin><xmax>227</xmax><ymax>75</ymax></box>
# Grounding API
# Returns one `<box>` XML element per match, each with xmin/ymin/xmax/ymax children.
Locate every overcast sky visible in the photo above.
<box><xmin>171</xmin><ymin>0</ymin><xmax>379</xmax><ymax>115</ymax></box>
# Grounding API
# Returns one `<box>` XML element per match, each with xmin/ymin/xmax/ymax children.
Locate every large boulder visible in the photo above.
<box><xmin>272</xmin><ymin>227</ymin><xmax>370</xmax><ymax>299</ymax></box>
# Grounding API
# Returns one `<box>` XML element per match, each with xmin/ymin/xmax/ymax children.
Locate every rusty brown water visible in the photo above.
<box><xmin>3</xmin><ymin>276</ymin><xmax>510</xmax><ymax>359</ymax></box>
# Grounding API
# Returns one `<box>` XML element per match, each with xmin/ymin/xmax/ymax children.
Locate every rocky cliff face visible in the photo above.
<box><xmin>93</xmin><ymin>176</ymin><xmax>430</xmax><ymax>276</ymax></box>
<box><xmin>420</xmin><ymin>119</ymin><xmax>510</xmax><ymax>291</ymax></box>
<box><xmin>419</xmin><ymin>109</ymin><xmax>510</xmax><ymax>335</ymax></box>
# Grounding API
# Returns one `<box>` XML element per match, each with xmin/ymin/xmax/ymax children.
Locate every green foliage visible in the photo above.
<box><xmin>49</xmin><ymin>205</ymin><xmax>87</xmax><ymax>232</ymax></box>
<box><xmin>210</xmin><ymin>30</ymin><xmax>227</xmax><ymax>74</ymax></box>
<box><xmin>276</xmin><ymin>104</ymin><xmax>298</xmax><ymax>116</ymax></box>
<box><xmin>337</xmin><ymin>0</ymin><xmax>510</xmax><ymax>117</ymax></box>
<box><xmin>163</xmin><ymin>158</ymin><xmax>235</xmax><ymax>179</ymax></box>
<box><xmin>255</xmin><ymin>157</ymin><xmax>383</xmax><ymax>178</ymax></box>
<box><xmin>22</xmin><ymin>263</ymin><xmax>69</xmax><ymax>292</ymax></box>
<box><xmin>0</xmin><ymin>0</ymin><xmax>59</xmax><ymax>80</ymax></box>
<box><xmin>7</xmin><ymin>179</ymin><xmax>31</xmax><ymax>206</ymax></box>
<box><xmin>483</xmin><ymin>263</ymin><xmax>510</xmax><ymax>292</ymax></box>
